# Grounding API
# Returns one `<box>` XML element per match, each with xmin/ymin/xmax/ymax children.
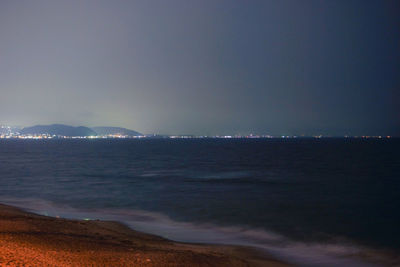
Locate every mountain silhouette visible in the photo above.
<box><xmin>20</xmin><ymin>124</ymin><xmax>97</xmax><ymax>136</ymax></box>
<box><xmin>91</xmin><ymin>126</ymin><xmax>142</xmax><ymax>136</ymax></box>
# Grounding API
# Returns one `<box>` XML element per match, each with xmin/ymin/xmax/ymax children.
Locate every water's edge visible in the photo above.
<box><xmin>1</xmin><ymin>197</ymin><xmax>388</xmax><ymax>267</ymax></box>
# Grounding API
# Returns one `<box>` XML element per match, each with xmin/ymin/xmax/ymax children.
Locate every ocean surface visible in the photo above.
<box><xmin>0</xmin><ymin>138</ymin><xmax>399</xmax><ymax>266</ymax></box>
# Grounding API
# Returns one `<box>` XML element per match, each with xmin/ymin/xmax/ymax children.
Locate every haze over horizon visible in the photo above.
<box><xmin>1</xmin><ymin>0</ymin><xmax>399</xmax><ymax>136</ymax></box>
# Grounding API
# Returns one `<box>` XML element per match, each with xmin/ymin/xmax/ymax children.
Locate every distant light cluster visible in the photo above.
<box><xmin>0</xmin><ymin>134</ymin><xmax>147</xmax><ymax>139</ymax></box>
<box><xmin>0</xmin><ymin>133</ymin><xmax>147</xmax><ymax>139</ymax></box>
<box><xmin>0</xmin><ymin>125</ymin><xmax>393</xmax><ymax>140</ymax></box>
<box><xmin>0</xmin><ymin>126</ymin><xmax>146</xmax><ymax>139</ymax></box>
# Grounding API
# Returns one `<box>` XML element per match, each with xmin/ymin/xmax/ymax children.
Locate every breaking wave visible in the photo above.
<box><xmin>1</xmin><ymin>197</ymin><xmax>395</xmax><ymax>267</ymax></box>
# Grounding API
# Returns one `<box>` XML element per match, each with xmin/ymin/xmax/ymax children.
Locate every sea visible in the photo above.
<box><xmin>0</xmin><ymin>138</ymin><xmax>399</xmax><ymax>266</ymax></box>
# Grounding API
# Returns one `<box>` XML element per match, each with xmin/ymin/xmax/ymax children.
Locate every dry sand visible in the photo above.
<box><xmin>0</xmin><ymin>203</ymin><xmax>289</xmax><ymax>266</ymax></box>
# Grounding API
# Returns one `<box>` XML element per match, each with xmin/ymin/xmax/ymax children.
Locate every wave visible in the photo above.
<box><xmin>0</xmin><ymin>197</ymin><xmax>395</xmax><ymax>266</ymax></box>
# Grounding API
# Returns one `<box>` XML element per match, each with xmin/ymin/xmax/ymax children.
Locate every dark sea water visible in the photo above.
<box><xmin>0</xmin><ymin>138</ymin><xmax>399</xmax><ymax>266</ymax></box>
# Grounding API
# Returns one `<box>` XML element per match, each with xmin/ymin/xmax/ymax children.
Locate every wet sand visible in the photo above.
<box><xmin>0</xmin><ymin>203</ymin><xmax>289</xmax><ymax>266</ymax></box>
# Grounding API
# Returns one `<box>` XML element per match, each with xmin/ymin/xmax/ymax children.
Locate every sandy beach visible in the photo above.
<box><xmin>0</xmin><ymin>203</ymin><xmax>289</xmax><ymax>266</ymax></box>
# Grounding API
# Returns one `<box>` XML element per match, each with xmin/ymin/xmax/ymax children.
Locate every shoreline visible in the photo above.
<box><xmin>0</xmin><ymin>203</ymin><xmax>289</xmax><ymax>266</ymax></box>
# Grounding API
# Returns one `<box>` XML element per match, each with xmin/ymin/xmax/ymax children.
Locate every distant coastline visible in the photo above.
<box><xmin>0</xmin><ymin>124</ymin><xmax>394</xmax><ymax>139</ymax></box>
<box><xmin>1</xmin><ymin>124</ymin><xmax>144</xmax><ymax>139</ymax></box>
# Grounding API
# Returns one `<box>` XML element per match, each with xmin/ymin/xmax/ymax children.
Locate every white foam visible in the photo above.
<box><xmin>0</xmin><ymin>197</ymin><xmax>380</xmax><ymax>267</ymax></box>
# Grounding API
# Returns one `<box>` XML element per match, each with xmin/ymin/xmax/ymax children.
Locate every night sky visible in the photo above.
<box><xmin>0</xmin><ymin>0</ymin><xmax>399</xmax><ymax>136</ymax></box>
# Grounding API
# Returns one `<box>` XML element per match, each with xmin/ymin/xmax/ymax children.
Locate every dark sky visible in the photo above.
<box><xmin>0</xmin><ymin>0</ymin><xmax>399</xmax><ymax>136</ymax></box>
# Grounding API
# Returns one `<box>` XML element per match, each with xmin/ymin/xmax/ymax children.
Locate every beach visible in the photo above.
<box><xmin>0</xmin><ymin>203</ymin><xmax>288</xmax><ymax>266</ymax></box>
